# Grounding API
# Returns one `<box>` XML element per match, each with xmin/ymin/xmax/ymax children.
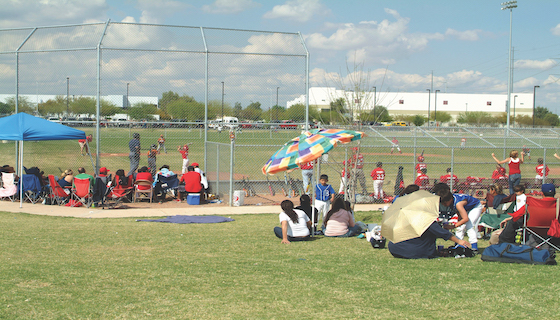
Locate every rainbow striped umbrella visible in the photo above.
<box><xmin>262</xmin><ymin>128</ymin><xmax>366</xmax><ymax>175</ymax></box>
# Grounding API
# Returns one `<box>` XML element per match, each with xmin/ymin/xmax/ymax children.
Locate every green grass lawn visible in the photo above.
<box><xmin>1</xmin><ymin>210</ymin><xmax>558</xmax><ymax>319</ymax></box>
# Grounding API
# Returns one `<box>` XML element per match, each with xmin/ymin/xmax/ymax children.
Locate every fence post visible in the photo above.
<box><xmin>450</xmin><ymin>147</ymin><xmax>454</xmax><ymax>190</ymax></box>
<box><xmin>543</xmin><ymin>147</ymin><xmax>547</xmax><ymax>184</ymax></box>
<box><xmin>229</xmin><ymin>131</ymin><xmax>235</xmax><ymax>206</ymax></box>
<box><xmin>216</xmin><ymin>144</ymin><xmax>220</xmax><ymax>197</ymax></box>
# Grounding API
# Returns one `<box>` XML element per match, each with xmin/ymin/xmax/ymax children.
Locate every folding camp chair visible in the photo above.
<box><xmin>133</xmin><ymin>179</ymin><xmax>153</xmax><ymax>203</ymax></box>
<box><xmin>19</xmin><ymin>174</ymin><xmax>43</xmax><ymax>204</ymax></box>
<box><xmin>71</xmin><ymin>177</ymin><xmax>93</xmax><ymax>207</ymax></box>
<box><xmin>48</xmin><ymin>174</ymin><xmax>70</xmax><ymax>205</ymax></box>
<box><xmin>107</xmin><ymin>175</ymin><xmax>134</xmax><ymax>208</ymax></box>
<box><xmin>92</xmin><ymin>176</ymin><xmax>110</xmax><ymax>208</ymax></box>
<box><xmin>0</xmin><ymin>172</ymin><xmax>17</xmax><ymax>201</ymax></box>
<box><xmin>154</xmin><ymin>174</ymin><xmax>179</xmax><ymax>202</ymax></box>
<box><xmin>522</xmin><ymin>196</ymin><xmax>560</xmax><ymax>251</ymax></box>
<box><xmin>479</xmin><ymin>201</ymin><xmax>515</xmax><ymax>237</ymax></box>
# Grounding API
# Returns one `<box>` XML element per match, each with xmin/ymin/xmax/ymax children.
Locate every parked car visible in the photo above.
<box><xmin>279</xmin><ymin>120</ymin><xmax>298</xmax><ymax>129</ymax></box>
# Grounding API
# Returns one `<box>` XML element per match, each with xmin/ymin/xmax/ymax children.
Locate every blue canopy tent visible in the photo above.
<box><xmin>0</xmin><ymin>113</ymin><xmax>86</xmax><ymax>207</ymax></box>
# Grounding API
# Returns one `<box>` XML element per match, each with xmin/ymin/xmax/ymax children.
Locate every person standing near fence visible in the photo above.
<box><xmin>178</xmin><ymin>144</ymin><xmax>190</xmax><ymax>174</ymax></box>
<box><xmin>390</xmin><ymin>137</ymin><xmax>402</xmax><ymax>154</ymax></box>
<box><xmin>370</xmin><ymin>162</ymin><xmax>385</xmax><ymax>201</ymax></box>
<box><xmin>491</xmin><ymin>150</ymin><xmax>524</xmax><ymax>195</ymax></box>
<box><xmin>535</xmin><ymin>158</ymin><xmax>549</xmax><ymax>181</ymax></box>
<box><xmin>300</xmin><ymin>160</ymin><xmax>314</xmax><ymax>194</ymax></box>
<box><xmin>460</xmin><ymin>137</ymin><xmax>466</xmax><ymax>150</ymax></box>
<box><xmin>348</xmin><ymin>147</ymin><xmax>368</xmax><ymax>194</ymax></box>
<box><xmin>147</xmin><ymin>144</ymin><xmax>158</xmax><ymax>176</ymax></box>
<box><xmin>522</xmin><ymin>145</ymin><xmax>530</xmax><ymax>161</ymax></box>
<box><xmin>78</xmin><ymin>134</ymin><xmax>93</xmax><ymax>156</ymax></box>
<box><xmin>157</xmin><ymin>134</ymin><xmax>166</xmax><ymax>154</ymax></box>
<box><xmin>128</xmin><ymin>133</ymin><xmax>141</xmax><ymax>176</ymax></box>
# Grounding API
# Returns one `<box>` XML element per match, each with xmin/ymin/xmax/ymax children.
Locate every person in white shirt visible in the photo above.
<box><xmin>274</xmin><ymin>200</ymin><xmax>311</xmax><ymax>244</ymax></box>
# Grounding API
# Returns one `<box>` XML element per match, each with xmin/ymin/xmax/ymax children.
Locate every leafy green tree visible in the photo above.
<box><xmin>100</xmin><ymin>100</ymin><xmax>121</xmax><ymax>117</ymax></box>
<box><xmin>159</xmin><ymin>91</ymin><xmax>181</xmax><ymax>114</ymax></box>
<box><xmin>6</xmin><ymin>96</ymin><xmax>35</xmax><ymax>114</ymax></box>
<box><xmin>544</xmin><ymin>113</ymin><xmax>559</xmax><ymax>126</ymax></box>
<box><xmin>233</xmin><ymin>102</ymin><xmax>242</xmax><ymax>118</ymax></box>
<box><xmin>430</xmin><ymin>111</ymin><xmax>452</xmax><ymax>123</ymax></box>
<box><xmin>166</xmin><ymin>99</ymin><xmax>189</xmax><ymax>119</ymax></box>
<box><xmin>0</xmin><ymin>101</ymin><xmax>10</xmax><ymax>114</ymax></box>
<box><xmin>457</xmin><ymin>111</ymin><xmax>495</xmax><ymax>125</ymax></box>
<box><xmin>371</xmin><ymin>105</ymin><xmax>391</xmax><ymax>122</ymax></box>
<box><xmin>70</xmin><ymin>96</ymin><xmax>96</xmax><ymax>115</ymax></box>
<box><xmin>127</xmin><ymin>103</ymin><xmax>158</xmax><ymax>120</ymax></box>
<box><xmin>286</xmin><ymin>103</ymin><xmax>307</xmax><ymax>122</ymax></box>
<box><xmin>39</xmin><ymin>96</ymin><xmax>66</xmax><ymax>115</ymax></box>
<box><xmin>270</xmin><ymin>105</ymin><xmax>285</xmax><ymax>120</ymax></box>
<box><xmin>412</xmin><ymin>115</ymin><xmax>426</xmax><ymax>126</ymax></box>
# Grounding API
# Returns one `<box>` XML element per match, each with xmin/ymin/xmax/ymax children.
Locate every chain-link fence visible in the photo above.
<box><xmin>0</xmin><ymin>22</ymin><xmax>309</xmax><ymax>183</ymax></box>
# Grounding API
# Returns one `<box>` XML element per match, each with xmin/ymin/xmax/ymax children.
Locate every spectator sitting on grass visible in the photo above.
<box><xmin>274</xmin><ymin>199</ymin><xmax>311</xmax><ymax>244</ymax></box>
<box><xmin>323</xmin><ymin>196</ymin><xmax>362</xmax><ymax>238</ymax></box>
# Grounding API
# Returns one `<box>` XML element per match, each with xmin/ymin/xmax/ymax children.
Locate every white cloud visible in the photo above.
<box><xmin>0</xmin><ymin>0</ymin><xmax>109</xmax><ymax>28</ymax></box>
<box><xmin>202</xmin><ymin>0</ymin><xmax>259</xmax><ymax>14</ymax></box>
<box><xmin>136</xmin><ymin>0</ymin><xmax>190</xmax><ymax>24</ymax></box>
<box><xmin>445</xmin><ymin>28</ymin><xmax>481</xmax><ymax>41</ymax></box>
<box><xmin>551</xmin><ymin>23</ymin><xmax>560</xmax><ymax>36</ymax></box>
<box><xmin>305</xmin><ymin>9</ymin><xmax>443</xmax><ymax>65</ymax></box>
<box><xmin>515</xmin><ymin>59</ymin><xmax>558</xmax><ymax>70</ymax></box>
<box><xmin>263</xmin><ymin>0</ymin><xmax>330</xmax><ymax>23</ymax></box>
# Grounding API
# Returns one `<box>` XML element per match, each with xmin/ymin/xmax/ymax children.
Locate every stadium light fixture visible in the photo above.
<box><xmin>533</xmin><ymin>85</ymin><xmax>540</xmax><ymax>127</ymax></box>
<box><xmin>501</xmin><ymin>0</ymin><xmax>517</xmax><ymax>132</ymax></box>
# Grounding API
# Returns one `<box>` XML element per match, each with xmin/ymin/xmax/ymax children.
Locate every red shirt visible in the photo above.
<box><xmin>439</xmin><ymin>174</ymin><xmax>459</xmax><ymax>184</ymax></box>
<box><xmin>351</xmin><ymin>154</ymin><xmax>364</xmax><ymax>169</ymax></box>
<box><xmin>415</xmin><ymin>163</ymin><xmax>427</xmax><ymax>174</ymax></box>
<box><xmin>508</xmin><ymin>158</ymin><xmax>521</xmax><ymax>175</ymax></box>
<box><xmin>300</xmin><ymin>161</ymin><xmax>313</xmax><ymax>170</ymax></box>
<box><xmin>492</xmin><ymin>168</ymin><xmax>507</xmax><ymax>180</ymax></box>
<box><xmin>415</xmin><ymin>174</ymin><xmax>430</xmax><ymax>187</ymax></box>
<box><xmin>371</xmin><ymin>168</ymin><xmax>385</xmax><ymax>181</ymax></box>
<box><xmin>536</xmin><ymin>164</ymin><xmax>549</xmax><ymax>177</ymax></box>
<box><xmin>179</xmin><ymin>148</ymin><xmax>189</xmax><ymax>159</ymax></box>
<box><xmin>180</xmin><ymin>171</ymin><xmax>202</xmax><ymax>192</ymax></box>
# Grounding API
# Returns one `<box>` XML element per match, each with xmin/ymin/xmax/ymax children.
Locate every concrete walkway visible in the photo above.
<box><xmin>0</xmin><ymin>201</ymin><xmax>387</xmax><ymax>219</ymax></box>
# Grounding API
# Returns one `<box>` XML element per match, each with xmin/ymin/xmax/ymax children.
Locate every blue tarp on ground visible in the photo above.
<box><xmin>137</xmin><ymin>215</ymin><xmax>235</xmax><ymax>224</ymax></box>
<box><xmin>0</xmin><ymin>113</ymin><xmax>85</xmax><ymax>141</ymax></box>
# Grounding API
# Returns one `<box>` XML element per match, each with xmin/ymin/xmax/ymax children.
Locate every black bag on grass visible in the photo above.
<box><xmin>481</xmin><ymin>243</ymin><xmax>556</xmax><ymax>265</ymax></box>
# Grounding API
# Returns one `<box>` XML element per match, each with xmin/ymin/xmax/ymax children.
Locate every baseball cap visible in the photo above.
<box><xmin>542</xmin><ymin>183</ymin><xmax>555</xmax><ymax>194</ymax></box>
<box><xmin>99</xmin><ymin>167</ymin><xmax>110</xmax><ymax>174</ymax></box>
<box><xmin>192</xmin><ymin>162</ymin><xmax>199</xmax><ymax>167</ymax></box>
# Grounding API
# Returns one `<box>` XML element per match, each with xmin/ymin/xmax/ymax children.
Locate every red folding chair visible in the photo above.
<box><xmin>71</xmin><ymin>177</ymin><xmax>93</xmax><ymax>207</ymax></box>
<box><xmin>522</xmin><ymin>196</ymin><xmax>560</xmax><ymax>251</ymax></box>
<box><xmin>48</xmin><ymin>174</ymin><xmax>70</xmax><ymax>205</ymax></box>
<box><xmin>107</xmin><ymin>175</ymin><xmax>134</xmax><ymax>208</ymax></box>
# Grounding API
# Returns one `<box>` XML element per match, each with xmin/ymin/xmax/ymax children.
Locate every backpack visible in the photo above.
<box><xmin>481</xmin><ymin>243</ymin><xmax>556</xmax><ymax>265</ymax></box>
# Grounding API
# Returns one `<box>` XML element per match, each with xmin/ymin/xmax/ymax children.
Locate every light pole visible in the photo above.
<box><xmin>533</xmin><ymin>85</ymin><xmax>540</xmax><ymax>127</ymax></box>
<box><xmin>434</xmin><ymin>89</ymin><xmax>440</xmax><ymax>124</ymax></box>
<box><xmin>221</xmin><ymin>81</ymin><xmax>224</xmax><ymax>123</ymax></box>
<box><xmin>426</xmin><ymin>89</ymin><xmax>431</xmax><ymax>127</ymax></box>
<box><xmin>513</xmin><ymin>95</ymin><xmax>518</xmax><ymax>125</ymax></box>
<box><xmin>276</xmin><ymin>86</ymin><xmax>279</xmax><ymax>120</ymax></box>
<box><xmin>126</xmin><ymin>83</ymin><xmax>129</xmax><ymax>109</ymax></box>
<box><xmin>372</xmin><ymin>86</ymin><xmax>377</xmax><ymax>122</ymax></box>
<box><xmin>502</xmin><ymin>0</ymin><xmax>517</xmax><ymax>132</ymax></box>
<box><xmin>66</xmin><ymin>77</ymin><xmax>69</xmax><ymax>115</ymax></box>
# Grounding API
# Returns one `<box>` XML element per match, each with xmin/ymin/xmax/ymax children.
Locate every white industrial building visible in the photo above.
<box><xmin>287</xmin><ymin>87</ymin><xmax>534</xmax><ymax>121</ymax></box>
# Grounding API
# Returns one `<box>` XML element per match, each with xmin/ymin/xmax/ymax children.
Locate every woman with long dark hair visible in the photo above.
<box><xmin>323</xmin><ymin>196</ymin><xmax>361</xmax><ymax>237</ymax></box>
<box><xmin>295</xmin><ymin>194</ymin><xmax>318</xmax><ymax>227</ymax></box>
<box><xmin>274</xmin><ymin>200</ymin><xmax>311</xmax><ymax>244</ymax></box>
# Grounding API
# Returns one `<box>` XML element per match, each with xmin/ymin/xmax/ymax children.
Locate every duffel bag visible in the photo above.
<box><xmin>481</xmin><ymin>243</ymin><xmax>556</xmax><ymax>265</ymax></box>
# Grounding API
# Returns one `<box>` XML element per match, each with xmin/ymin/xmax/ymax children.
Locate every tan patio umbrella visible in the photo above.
<box><xmin>381</xmin><ymin>190</ymin><xmax>440</xmax><ymax>243</ymax></box>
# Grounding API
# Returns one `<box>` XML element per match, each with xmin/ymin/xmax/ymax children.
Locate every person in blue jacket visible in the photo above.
<box><xmin>438</xmin><ymin>188</ymin><xmax>483</xmax><ymax>251</ymax></box>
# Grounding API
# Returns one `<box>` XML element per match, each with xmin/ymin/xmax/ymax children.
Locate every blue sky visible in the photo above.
<box><xmin>2</xmin><ymin>0</ymin><xmax>560</xmax><ymax>113</ymax></box>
